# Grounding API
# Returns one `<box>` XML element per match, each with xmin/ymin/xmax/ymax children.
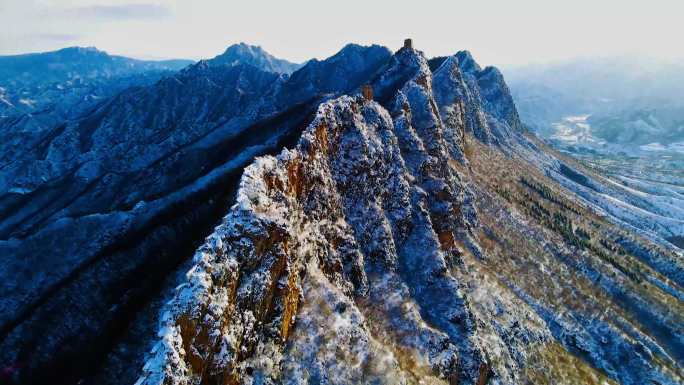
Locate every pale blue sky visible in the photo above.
<box><xmin>1</xmin><ymin>0</ymin><xmax>682</xmax><ymax>66</ymax></box>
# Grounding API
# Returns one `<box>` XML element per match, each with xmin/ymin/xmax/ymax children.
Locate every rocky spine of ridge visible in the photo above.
<box><xmin>138</xmin><ymin>44</ymin><xmax>531</xmax><ymax>385</ymax></box>
<box><xmin>0</xmin><ymin>44</ymin><xmax>393</xmax><ymax>385</ymax></box>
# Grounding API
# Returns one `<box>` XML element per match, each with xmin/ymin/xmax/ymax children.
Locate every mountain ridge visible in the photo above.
<box><xmin>0</xmin><ymin>42</ymin><xmax>395</xmax><ymax>385</ymax></box>
<box><xmin>135</xmin><ymin>43</ymin><xmax>683</xmax><ymax>385</ymax></box>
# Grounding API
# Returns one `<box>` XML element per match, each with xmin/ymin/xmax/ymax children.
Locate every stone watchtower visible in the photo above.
<box><xmin>361</xmin><ymin>84</ymin><xmax>373</xmax><ymax>101</ymax></box>
<box><xmin>404</xmin><ymin>38</ymin><xmax>413</xmax><ymax>49</ymax></box>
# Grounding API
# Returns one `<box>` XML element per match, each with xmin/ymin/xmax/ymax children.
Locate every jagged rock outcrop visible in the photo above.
<box><xmin>139</xmin><ymin>95</ymin><xmax>476</xmax><ymax>385</ymax></box>
<box><xmin>136</xmin><ymin>44</ymin><xmax>684</xmax><ymax>385</ymax></box>
<box><xmin>137</xmin><ymin>45</ymin><xmax>541</xmax><ymax>385</ymax></box>
<box><xmin>431</xmin><ymin>55</ymin><xmax>490</xmax><ymax>149</ymax></box>
<box><xmin>0</xmin><ymin>44</ymin><xmax>392</xmax><ymax>385</ymax></box>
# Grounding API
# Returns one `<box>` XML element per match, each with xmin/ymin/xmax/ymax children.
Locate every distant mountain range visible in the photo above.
<box><xmin>505</xmin><ymin>56</ymin><xmax>684</xmax><ymax>147</ymax></box>
<box><xmin>0</xmin><ymin>46</ymin><xmax>192</xmax><ymax>87</ymax></box>
<box><xmin>588</xmin><ymin>105</ymin><xmax>684</xmax><ymax>146</ymax></box>
<box><xmin>205</xmin><ymin>42</ymin><xmax>303</xmax><ymax>73</ymax></box>
<box><xmin>0</xmin><ymin>46</ymin><xmax>194</xmax><ymax>120</ymax></box>
<box><xmin>0</xmin><ymin>43</ymin><xmax>304</xmax><ymax>120</ymax></box>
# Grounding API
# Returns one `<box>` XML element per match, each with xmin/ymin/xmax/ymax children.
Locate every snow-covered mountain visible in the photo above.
<box><xmin>206</xmin><ymin>43</ymin><xmax>302</xmax><ymax>74</ymax></box>
<box><xmin>0</xmin><ymin>47</ymin><xmax>193</xmax><ymax>118</ymax></box>
<box><xmin>1</xmin><ymin>42</ymin><xmax>682</xmax><ymax>385</ymax></box>
<box><xmin>0</xmin><ymin>42</ymin><xmax>393</xmax><ymax>385</ymax></box>
<box><xmin>0</xmin><ymin>46</ymin><xmax>191</xmax><ymax>86</ymax></box>
<box><xmin>135</xmin><ymin>43</ymin><xmax>682</xmax><ymax>385</ymax></box>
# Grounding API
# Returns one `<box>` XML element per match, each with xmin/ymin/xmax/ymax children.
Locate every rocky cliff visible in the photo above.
<box><xmin>139</xmin><ymin>44</ymin><xmax>489</xmax><ymax>384</ymax></box>
<box><xmin>136</xmin><ymin>45</ymin><xmax>683</xmax><ymax>385</ymax></box>
<box><xmin>0</xmin><ymin>44</ymin><xmax>392</xmax><ymax>384</ymax></box>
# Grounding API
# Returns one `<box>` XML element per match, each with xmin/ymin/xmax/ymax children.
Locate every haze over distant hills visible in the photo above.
<box><xmin>0</xmin><ymin>46</ymin><xmax>192</xmax><ymax>87</ymax></box>
<box><xmin>504</xmin><ymin>56</ymin><xmax>684</xmax><ymax>146</ymax></box>
<box><xmin>505</xmin><ymin>57</ymin><xmax>684</xmax><ymax>210</ymax></box>
<box><xmin>0</xmin><ymin>46</ymin><xmax>193</xmax><ymax>119</ymax></box>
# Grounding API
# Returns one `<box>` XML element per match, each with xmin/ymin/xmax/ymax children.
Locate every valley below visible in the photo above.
<box><xmin>537</xmin><ymin>114</ymin><xmax>684</xmax><ymax>248</ymax></box>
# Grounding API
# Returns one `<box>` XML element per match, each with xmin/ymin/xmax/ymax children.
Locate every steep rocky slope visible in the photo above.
<box><xmin>0</xmin><ymin>44</ymin><xmax>392</xmax><ymax>384</ymax></box>
<box><xmin>136</xmin><ymin>44</ymin><xmax>683</xmax><ymax>385</ymax></box>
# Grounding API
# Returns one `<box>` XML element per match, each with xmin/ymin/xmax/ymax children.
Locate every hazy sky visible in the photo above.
<box><xmin>1</xmin><ymin>0</ymin><xmax>682</xmax><ymax>67</ymax></box>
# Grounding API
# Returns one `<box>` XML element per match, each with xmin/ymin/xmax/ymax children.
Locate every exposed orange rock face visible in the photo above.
<box><xmin>476</xmin><ymin>363</ymin><xmax>491</xmax><ymax>385</ymax></box>
<box><xmin>279</xmin><ymin>269</ymin><xmax>300</xmax><ymax>341</ymax></box>
<box><xmin>415</xmin><ymin>74</ymin><xmax>429</xmax><ymax>88</ymax></box>
<box><xmin>312</xmin><ymin>122</ymin><xmax>329</xmax><ymax>156</ymax></box>
<box><xmin>286</xmin><ymin>159</ymin><xmax>305</xmax><ymax>198</ymax></box>
<box><xmin>362</xmin><ymin>84</ymin><xmax>374</xmax><ymax>101</ymax></box>
<box><xmin>438</xmin><ymin>230</ymin><xmax>456</xmax><ymax>251</ymax></box>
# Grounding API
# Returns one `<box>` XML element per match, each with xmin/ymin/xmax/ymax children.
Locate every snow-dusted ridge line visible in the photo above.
<box><xmin>135</xmin><ymin>44</ymin><xmax>504</xmax><ymax>383</ymax></box>
<box><xmin>137</xmin><ymin>96</ymin><xmax>409</xmax><ymax>384</ymax></box>
<box><xmin>136</xmin><ymin>44</ymin><xmax>684</xmax><ymax>385</ymax></box>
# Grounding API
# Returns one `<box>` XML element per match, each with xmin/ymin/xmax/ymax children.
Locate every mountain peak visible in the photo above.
<box><xmin>223</xmin><ymin>42</ymin><xmax>267</xmax><ymax>56</ymax></box>
<box><xmin>336</xmin><ymin>43</ymin><xmax>369</xmax><ymax>56</ymax></box>
<box><xmin>455</xmin><ymin>50</ymin><xmax>482</xmax><ymax>74</ymax></box>
<box><xmin>207</xmin><ymin>42</ymin><xmax>301</xmax><ymax>74</ymax></box>
<box><xmin>366</xmin><ymin>41</ymin><xmax>428</xmax><ymax>104</ymax></box>
<box><xmin>327</xmin><ymin>43</ymin><xmax>392</xmax><ymax>64</ymax></box>
<box><xmin>57</xmin><ymin>46</ymin><xmax>103</xmax><ymax>54</ymax></box>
